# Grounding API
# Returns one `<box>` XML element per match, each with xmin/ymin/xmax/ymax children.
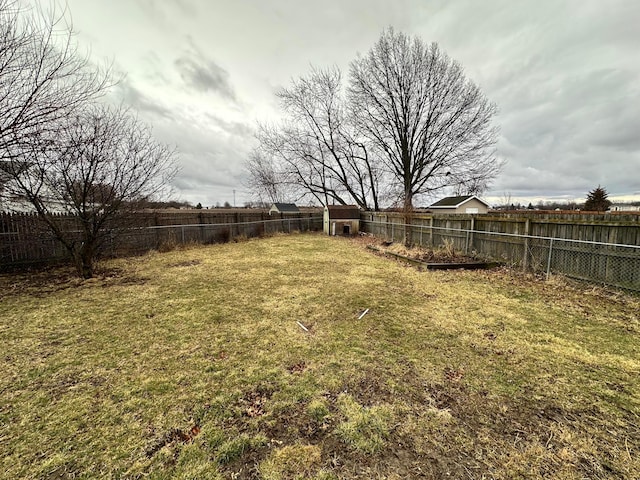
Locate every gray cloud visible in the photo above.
<box><xmin>450</xmin><ymin>2</ymin><xmax>640</xmax><ymax>201</ymax></box>
<box><xmin>174</xmin><ymin>40</ymin><xmax>237</xmax><ymax>101</ymax></box>
<box><xmin>133</xmin><ymin>0</ymin><xmax>197</xmax><ymax>24</ymax></box>
<box><xmin>204</xmin><ymin>113</ymin><xmax>254</xmax><ymax>138</ymax></box>
<box><xmin>111</xmin><ymin>78</ymin><xmax>174</xmax><ymax>120</ymax></box>
<box><xmin>60</xmin><ymin>0</ymin><xmax>640</xmax><ymax>204</ymax></box>
<box><xmin>147</xmin><ymin>112</ymin><xmax>255</xmax><ymax>205</ymax></box>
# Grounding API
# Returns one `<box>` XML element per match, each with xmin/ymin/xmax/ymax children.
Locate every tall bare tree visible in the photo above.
<box><xmin>252</xmin><ymin>67</ymin><xmax>382</xmax><ymax>209</ymax></box>
<box><xmin>348</xmin><ymin>28</ymin><xmax>501</xmax><ymax>211</ymax></box>
<box><xmin>249</xmin><ymin>30</ymin><xmax>501</xmax><ymax>214</ymax></box>
<box><xmin>6</xmin><ymin>105</ymin><xmax>177</xmax><ymax>277</ymax></box>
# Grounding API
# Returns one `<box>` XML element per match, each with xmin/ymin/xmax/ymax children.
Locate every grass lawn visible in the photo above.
<box><xmin>1</xmin><ymin>233</ymin><xmax>638</xmax><ymax>479</ymax></box>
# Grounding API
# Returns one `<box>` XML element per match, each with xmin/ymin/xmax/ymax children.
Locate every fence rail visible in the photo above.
<box><xmin>361</xmin><ymin>218</ymin><xmax>640</xmax><ymax>292</ymax></box>
<box><xmin>3</xmin><ymin>208</ymin><xmax>640</xmax><ymax>291</ymax></box>
<box><xmin>0</xmin><ymin>214</ymin><xmax>323</xmax><ymax>270</ymax></box>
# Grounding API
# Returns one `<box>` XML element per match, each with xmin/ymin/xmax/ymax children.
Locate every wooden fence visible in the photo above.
<box><xmin>360</xmin><ymin>211</ymin><xmax>640</xmax><ymax>291</ymax></box>
<box><xmin>3</xmin><ymin>209</ymin><xmax>639</xmax><ymax>290</ymax></box>
<box><xmin>0</xmin><ymin>210</ymin><xmax>323</xmax><ymax>270</ymax></box>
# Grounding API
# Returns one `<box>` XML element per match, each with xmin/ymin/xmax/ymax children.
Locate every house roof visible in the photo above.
<box><xmin>429</xmin><ymin>195</ymin><xmax>489</xmax><ymax>209</ymax></box>
<box><xmin>270</xmin><ymin>203</ymin><xmax>299</xmax><ymax>213</ymax></box>
<box><xmin>325</xmin><ymin>204</ymin><xmax>360</xmax><ymax>219</ymax></box>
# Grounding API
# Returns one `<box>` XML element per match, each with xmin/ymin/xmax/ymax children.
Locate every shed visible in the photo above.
<box><xmin>269</xmin><ymin>203</ymin><xmax>300</xmax><ymax>215</ymax></box>
<box><xmin>429</xmin><ymin>195</ymin><xmax>490</xmax><ymax>214</ymax></box>
<box><xmin>323</xmin><ymin>205</ymin><xmax>360</xmax><ymax>236</ymax></box>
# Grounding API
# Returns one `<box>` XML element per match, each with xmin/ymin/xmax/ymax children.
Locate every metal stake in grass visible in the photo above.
<box><xmin>358</xmin><ymin>309</ymin><xmax>370</xmax><ymax>320</ymax></box>
<box><xmin>296</xmin><ymin>321</ymin><xmax>309</xmax><ymax>332</ymax></box>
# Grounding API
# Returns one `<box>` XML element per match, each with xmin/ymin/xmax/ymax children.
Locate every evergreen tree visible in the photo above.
<box><xmin>584</xmin><ymin>186</ymin><xmax>611</xmax><ymax>211</ymax></box>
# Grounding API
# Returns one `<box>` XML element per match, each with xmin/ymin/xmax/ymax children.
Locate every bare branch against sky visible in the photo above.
<box><xmin>31</xmin><ymin>0</ymin><xmax>640</xmax><ymax>206</ymax></box>
<box><xmin>349</xmin><ymin>29</ymin><xmax>501</xmax><ymax>209</ymax></box>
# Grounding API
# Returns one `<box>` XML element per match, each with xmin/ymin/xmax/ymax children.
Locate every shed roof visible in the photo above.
<box><xmin>270</xmin><ymin>203</ymin><xmax>300</xmax><ymax>213</ymax></box>
<box><xmin>429</xmin><ymin>195</ymin><xmax>489</xmax><ymax>208</ymax></box>
<box><xmin>325</xmin><ymin>205</ymin><xmax>360</xmax><ymax>219</ymax></box>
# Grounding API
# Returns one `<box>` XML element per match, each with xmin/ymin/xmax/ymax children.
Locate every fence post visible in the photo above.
<box><xmin>181</xmin><ymin>226</ymin><xmax>185</xmax><ymax>244</ymax></box>
<box><xmin>419</xmin><ymin>222</ymin><xmax>423</xmax><ymax>246</ymax></box>
<box><xmin>522</xmin><ymin>218</ymin><xmax>530</xmax><ymax>271</ymax></box>
<box><xmin>546</xmin><ymin>238</ymin><xmax>554</xmax><ymax>280</ymax></box>
<box><xmin>469</xmin><ymin>217</ymin><xmax>475</xmax><ymax>253</ymax></box>
<box><xmin>429</xmin><ymin>217</ymin><xmax>434</xmax><ymax>247</ymax></box>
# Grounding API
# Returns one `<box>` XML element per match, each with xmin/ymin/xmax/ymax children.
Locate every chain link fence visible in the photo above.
<box><xmin>112</xmin><ymin>216</ymin><xmax>322</xmax><ymax>255</ymax></box>
<box><xmin>362</xmin><ymin>219</ymin><xmax>640</xmax><ymax>292</ymax></box>
<box><xmin>0</xmin><ymin>216</ymin><xmax>323</xmax><ymax>270</ymax></box>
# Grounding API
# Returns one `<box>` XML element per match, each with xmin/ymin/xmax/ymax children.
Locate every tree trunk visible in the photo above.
<box><xmin>75</xmin><ymin>243</ymin><xmax>95</xmax><ymax>279</ymax></box>
<box><xmin>403</xmin><ymin>192</ymin><xmax>413</xmax><ymax>247</ymax></box>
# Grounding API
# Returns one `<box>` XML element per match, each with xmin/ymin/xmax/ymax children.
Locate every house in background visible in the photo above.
<box><xmin>429</xmin><ymin>195</ymin><xmax>490</xmax><ymax>214</ymax></box>
<box><xmin>323</xmin><ymin>205</ymin><xmax>360</xmax><ymax>236</ymax></box>
<box><xmin>609</xmin><ymin>204</ymin><xmax>640</xmax><ymax>212</ymax></box>
<box><xmin>269</xmin><ymin>203</ymin><xmax>300</xmax><ymax>215</ymax></box>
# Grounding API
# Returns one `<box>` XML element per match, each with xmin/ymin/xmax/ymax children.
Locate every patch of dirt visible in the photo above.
<box><xmin>483</xmin><ymin>331</ymin><xmax>498</xmax><ymax>341</ymax></box>
<box><xmin>0</xmin><ymin>265</ymin><xmax>147</xmax><ymax>299</ymax></box>
<box><xmin>241</xmin><ymin>386</ymin><xmax>275</xmax><ymax>418</ymax></box>
<box><xmin>0</xmin><ymin>267</ymin><xmax>80</xmax><ymax>299</ymax></box>
<box><xmin>343</xmin><ymin>371</ymin><xmax>396</xmax><ymax>407</ymax></box>
<box><xmin>145</xmin><ymin>425</ymin><xmax>201</xmax><ymax>458</ymax></box>
<box><xmin>244</xmin><ymin>394</ymin><xmax>267</xmax><ymax>418</ymax></box>
<box><xmin>286</xmin><ymin>361</ymin><xmax>307</xmax><ymax>374</ymax></box>
<box><xmin>443</xmin><ymin>366</ymin><xmax>465</xmax><ymax>383</ymax></box>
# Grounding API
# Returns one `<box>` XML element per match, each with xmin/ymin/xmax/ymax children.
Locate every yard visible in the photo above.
<box><xmin>1</xmin><ymin>233</ymin><xmax>638</xmax><ymax>479</ymax></box>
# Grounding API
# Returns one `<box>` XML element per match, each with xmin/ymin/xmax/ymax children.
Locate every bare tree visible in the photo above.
<box><xmin>348</xmin><ymin>28</ymin><xmax>501</xmax><ymax>211</ymax></box>
<box><xmin>0</xmin><ymin>1</ymin><xmax>176</xmax><ymax>278</ymax></box>
<box><xmin>6</xmin><ymin>105</ymin><xmax>177</xmax><ymax>277</ymax></box>
<box><xmin>251</xmin><ymin>67</ymin><xmax>382</xmax><ymax>209</ymax></box>
<box><xmin>250</xmin><ymin>30</ymin><xmax>501</xmax><ymax>217</ymax></box>
<box><xmin>0</xmin><ymin>0</ymin><xmax>110</xmax><ymax>165</ymax></box>
<box><xmin>245</xmin><ymin>149</ymin><xmax>288</xmax><ymax>204</ymax></box>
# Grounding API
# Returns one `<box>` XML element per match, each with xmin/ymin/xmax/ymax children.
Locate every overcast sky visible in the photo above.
<box><xmin>41</xmin><ymin>0</ymin><xmax>640</xmax><ymax>206</ymax></box>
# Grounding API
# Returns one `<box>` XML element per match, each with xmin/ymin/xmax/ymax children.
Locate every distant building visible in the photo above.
<box><xmin>0</xmin><ymin>194</ymin><xmax>68</xmax><ymax>214</ymax></box>
<box><xmin>269</xmin><ymin>203</ymin><xmax>300</xmax><ymax>215</ymax></box>
<box><xmin>429</xmin><ymin>195</ymin><xmax>490</xmax><ymax>214</ymax></box>
<box><xmin>609</xmin><ymin>204</ymin><xmax>640</xmax><ymax>212</ymax></box>
<box><xmin>323</xmin><ymin>205</ymin><xmax>360</xmax><ymax>236</ymax></box>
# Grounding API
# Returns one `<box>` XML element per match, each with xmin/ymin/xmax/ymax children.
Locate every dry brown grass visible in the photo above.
<box><xmin>0</xmin><ymin>233</ymin><xmax>638</xmax><ymax>479</ymax></box>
